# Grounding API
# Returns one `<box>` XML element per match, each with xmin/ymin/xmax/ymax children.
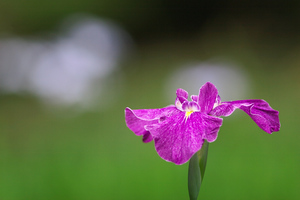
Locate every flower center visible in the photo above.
<box><xmin>182</xmin><ymin>101</ymin><xmax>199</xmax><ymax>120</ymax></box>
<box><xmin>185</xmin><ymin>110</ymin><xmax>194</xmax><ymax>118</ymax></box>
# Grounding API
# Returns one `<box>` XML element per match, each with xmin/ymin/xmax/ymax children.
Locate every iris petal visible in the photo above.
<box><xmin>125</xmin><ymin>106</ymin><xmax>176</xmax><ymax>142</ymax></box>
<box><xmin>176</xmin><ymin>88</ymin><xmax>189</xmax><ymax>99</ymax></box>
<box><xmin>145</xmin><ymin>112</ymin><xmax>223</xmax><ymax>165</ymax></box>
<box><xmin>191</xmin><ymin>95</ymin><xmax>198</xmax><ymax>102</ymax></box>
<box><xmin>198</xmin><ymin>82</ymin><xmax>219</xmax><ymax>114</ymax></box>
<box><xmin>142</xmin><ymin>132</ymin><xmax>153</xmax><ymax>143</ymax></box>
<box><xmin>125</xmin><ymin>82</ymin><xmax>280</xmax><ymax>165</ymax></box>
<box><xmin>210</xmin><ymin>99</ymin><xmax>280</xmax><ymax>133</ymax></box>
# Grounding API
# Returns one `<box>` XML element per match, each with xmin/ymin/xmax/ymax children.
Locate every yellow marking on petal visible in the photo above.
<box><xmin>185</xmin><ymin>111</ymin><xmax>194</xmax><ymax>118</ymax></box>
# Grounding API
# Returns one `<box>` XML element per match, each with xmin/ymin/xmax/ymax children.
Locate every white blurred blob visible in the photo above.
<box><xmin>0</xmin><ymin>14</ymin><xmax>133</xmax><ymax>111</ymax></box>
<box><xmin>164</xmin><ymin>62</ymin><xmax>252</xmax><ymax>103</ymax></box>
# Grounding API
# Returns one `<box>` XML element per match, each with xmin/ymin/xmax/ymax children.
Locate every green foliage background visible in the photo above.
<box><xmin>0</xmin><ymin>1</ymin><xmax>299</xmax><ymax>199</ymax></box>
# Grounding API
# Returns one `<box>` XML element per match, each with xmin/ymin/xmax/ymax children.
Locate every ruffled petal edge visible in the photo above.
<box><xmin>125</xmin><ymin>106</ymin><xmax>177</xmax><ymax>142</ymax></box>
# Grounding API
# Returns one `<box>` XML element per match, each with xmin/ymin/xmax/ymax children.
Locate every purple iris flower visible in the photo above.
<box><xmin>125</xmin><ymin>82</ymin><xmax>280</xmax><ymax>165</ymax></box>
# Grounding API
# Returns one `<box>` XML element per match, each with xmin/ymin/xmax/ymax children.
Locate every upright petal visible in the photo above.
<box><xmin>198</xmin><ymin>82</ymin><xmax>219</xmax><ymax>114</ymax></box>
<box><xmin>145</xmin><ymin>111</ymin><xmax>223</xmax><ymax>165</ymax></box>
<box><xmin>175</xmin><ymin>96</ymin><xmax>187</xmax><ymax>111</ymax></box>
<box><xmin>176</xmin><ymin>88</ymin><xmax>189</xmax><ymax>99</ymax></box>
<box><xmin>191</xmin><ymin>95</ymin><xmax>198</xmax><ymax>102</ymax></box>
<box><xmin>210</xmin><ymin>100</ymin><xmax>280</xmax><ymax>134</ymax></box>
<box><xmin>125</xmin><ymin>106</ymin><xmax>176</xmax><ymax>141</ymax></box>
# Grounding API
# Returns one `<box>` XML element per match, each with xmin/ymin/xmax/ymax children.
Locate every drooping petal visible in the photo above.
<box><xmin>198</xmin><ymin>82</ymin><xmax>219</xmax><ymax>114</ymax></box>
<box><xmin>125</xmin><ymin>106</ymin><xmax>176</xmax><ymax>141</ymax></box>
<box><xmin>210</xmin><ymin>100</ymin><xmax>280</xmax><ymax>134</ymax></box>
<box><xmin>125</xmin><ymin>108</ymin><xmax>158</xmax><ymax>136</ymax></box>
<box><xmin>203</xmin><ymin>114</ymin><xmax>224</xmax><ymax>142</ymax></box>
<box><xmin>145</xmin><ymin>111</ymin><xmax>223</xmax><ymax>165</ymax></box>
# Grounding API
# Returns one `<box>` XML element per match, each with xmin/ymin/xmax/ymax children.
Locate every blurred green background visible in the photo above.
<box><xmin>0</xmin><ymin>1</ymin><xmax>299</xmax><ymax>199</ymax></box>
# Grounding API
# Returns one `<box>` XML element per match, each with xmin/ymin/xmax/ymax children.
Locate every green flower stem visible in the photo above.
<box><xmin>188</xmin><ymin>140</ymin><xmax>209</xmax><ymax>200</ymax></box>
